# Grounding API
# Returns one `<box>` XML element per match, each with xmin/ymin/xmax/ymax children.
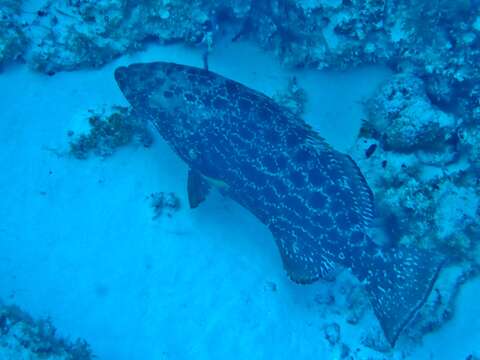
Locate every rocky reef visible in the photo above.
<box><xmin>364</xmin><ymin>72</ymin><xmax>456</xmax><ymax>152</ymax></box>
<box><xmin>247</xmin><ymin>0</ymin><xmax>480</xmax><ymax>126</ymax></box>
<box><xmin>0</xmin><ymin>0</ymin><xmax>28</xmax><ymax>70</ymax></box>
<box><xmin>351</xmin><ymin>72</ymin><xmax>480</xmax><ymax>262</ymax></box>
<box><xmin>346</xmin><ymin>68</ymin><xmax>480</xmax><ymax>349</ymax></box>
<box><xmin>1</xmin><ymin>1</ymin><xmax>479</xmax><ymax>99</ymax></box>
<box><xmin>22</xmin><ymin>0</ymin><xmax>249</xmax><ymax>73</ymax></box>
<box><xmin>0</xmin><ymin>301</ymin><xmax>93</xmax><ymax>359</ymax></box>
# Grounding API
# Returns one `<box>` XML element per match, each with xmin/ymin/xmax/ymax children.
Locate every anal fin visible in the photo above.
<box><xmin>187</xmin><ymin>169</ymin><xmax>211</xmax><ymax>208</ymax></box>
<box><xmin>271</xmin><ymin>227</ymin><xmax>337</xmax><ymax>284</ymax></box>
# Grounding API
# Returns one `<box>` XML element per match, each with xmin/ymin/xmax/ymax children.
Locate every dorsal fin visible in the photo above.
<box><xmin>340</xmin><ymin>154</ymin><xmax>375</xmax><ymax>229</ymax></box>
<box><xmin>305</xmin><ymin>128</ymin><xmax>375</xmax><ymax>231</ymax></box>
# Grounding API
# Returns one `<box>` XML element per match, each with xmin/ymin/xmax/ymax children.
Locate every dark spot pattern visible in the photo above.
<box><xmin>289</xmin><ymin>171</ymin><xmax>305</xmax><ymax>187</ymax></box>
<box><xmin>213</xmin><ymin>97</ymin><xmax>228</xmax><ymax>109</ymax></box>
<box><xmin>184</xmin><ymin>93</ymin><xmax>195</xmax><ymax>102</ymax></box>
<box><xmin>308</xmin><ymin>169</ymin><xmax>326</xmax><ymax>187</ymax></box>
<box><xmin>294</xmin><ymin>148</ymin><xmax>313</xmax><ymax>163</ymax></box>
<box><xmin>310</xmin><ymin>192</ymin><xmax>326</xmax><ymax>208</ymax></box>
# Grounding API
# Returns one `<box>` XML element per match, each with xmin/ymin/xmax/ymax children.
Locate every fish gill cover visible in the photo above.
<box><xmin>0</xmin><ymin>0</ymin><xmax>479</xmax><ymax>359</ymax></box>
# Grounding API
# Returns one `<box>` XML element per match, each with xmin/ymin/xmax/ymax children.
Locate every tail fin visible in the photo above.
<box><xmin>355</xmin><ymin>245</ymin><xmax>445</xmax><ymax>347</ymax></box>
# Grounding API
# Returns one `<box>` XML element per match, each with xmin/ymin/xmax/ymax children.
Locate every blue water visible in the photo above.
<box><xmin>1</xmin><ymin>1</ymin><xmax>479</xmax><ymax>359</ymax></box>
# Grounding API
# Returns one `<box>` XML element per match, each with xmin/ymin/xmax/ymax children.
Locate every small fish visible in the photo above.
<box><xmin>115</xmin><ymin>62</ymin><xmax>445</xmax><ymax>346</ymax></box>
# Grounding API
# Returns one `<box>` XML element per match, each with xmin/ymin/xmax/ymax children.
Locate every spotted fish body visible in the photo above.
<box><xmin>115</xmin><ymin>62</ymin><xmax>444</xmax><ymax>346</ymax></box>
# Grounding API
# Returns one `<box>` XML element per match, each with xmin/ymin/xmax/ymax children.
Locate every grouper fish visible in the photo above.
<box><xmin>114</xmin><ymin>62</ymin><xmax>444</xmax><ymax>346</ymax></box>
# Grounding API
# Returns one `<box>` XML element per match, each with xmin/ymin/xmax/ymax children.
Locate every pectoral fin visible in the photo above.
<box><xmin>187</xmin><ymin>169</ymin><xmax>211</xmax><ymax>208</ymax></box>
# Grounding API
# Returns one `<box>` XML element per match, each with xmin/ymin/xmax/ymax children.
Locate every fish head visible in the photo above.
<box><xmin>115</xmin><ymin>61</ymin><xmax>217</xmax><ymax>164</ymax></box>
<box><xmin>115</xmin><ymin>61</ymin><xmax>194</xmax><ymax>112</ymax></box>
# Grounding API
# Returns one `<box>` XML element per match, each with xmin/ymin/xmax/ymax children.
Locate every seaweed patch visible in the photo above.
<box><xmin>69</xmin><ymin>106</ymin><xmax>153</xmax><ymax>159</ymax></box>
